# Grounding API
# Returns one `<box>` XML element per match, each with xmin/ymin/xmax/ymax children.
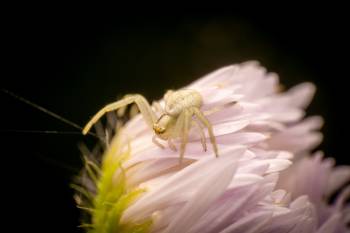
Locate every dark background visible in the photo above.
<box><xmin>2</xmin><ymin>11</ymin><xmax>349</xmax><ymax>232</ymax></box>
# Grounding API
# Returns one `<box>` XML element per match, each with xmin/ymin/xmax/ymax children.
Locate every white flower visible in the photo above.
<box><xmin>79</xmin><ymin>61</ymin><xmax>350</xmax><ymax>233</ymax></box>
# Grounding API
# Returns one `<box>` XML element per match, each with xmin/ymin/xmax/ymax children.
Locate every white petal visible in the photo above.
<box><xmin>316</xmin><ymin>213</ymin><xmax>341</xmax><ymax>233</ymax></box>
<box><xmin>216</xmin><ymin>132</ymin><xmax>268</xmax><ymax>145</ymax></box>
<box><xmin>259</xmin><ymin>196</ymin><xmax>314</xmax><ymax>233</ymax></box>
<box><xmin>188</xmin><ymin>65</ymin><xmax>239</xmax><ymax>89</ymax></box>
<box><xmin>122</xmin><ymin>148</ymin><xmax>245</xmax><ymax>222</ymax></box>
<box><xmin>126</xmin><ymin>144</ymin><xmax>245</xmax><ymax>165</ymax></box>
<box><xmin>212</xmin><ymin>120</ymin><xmax>250</xmax><ymax>136</ymax></box>
<box><xmin>190</xmin><ymin>177</ymin><xmax>275</xmax><ymax>233</ymax></box>
<box><xmin>265</xmin><ymin>159</ymin><xmax>292</xmax><ymax>173</ymax></box>
<box><xmin>236</xmin><ymin>162</ymin><xmax>269</xmax><ymax>175</ymax></box>
<box><xmin>228</xmin><ymin>174</ymin><xmax>264</xmax><ymax>188</ymax></box>
<box><xmin>335</xmin><ymin>186</ymin><xmax>350</xmax><ymax>211</ymax></box>
<box><xmin>287</xmin><ymin>82</ymin><xmax>316</xmax><ymax>108</ymax></box>
<box><xmin>269</xmin><ymin>108</ymin><xmax>305</xmax><ymax>123</ymax></box>
<box><xmin>276</xmin><ymin>151</ymin><xmax>294</xmax><ymax>160</ymax></box>
<box><xmin>326</xmin><ymin>166</ymin><xmax>350</xmax><ymax>196</ymax></box>
<box><xmin>164</xmin><ymin>160</ymin><xmax>238</xmax><ymax>233</ymax></box>
<box><xmin>219</xmin><ymin>211</ymin><xmax>273</xmax><ymax>233</ymax></box>
<box><xmin>288</xmin><ymin>217</ymin><xmax>316</xmax><ymax>233</ymax></box>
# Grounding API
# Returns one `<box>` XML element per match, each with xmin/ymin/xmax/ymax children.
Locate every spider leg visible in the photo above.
<box><xmin>179</xmin><ymin>109</ymin><xmax>192</xmax><ymax>163</ymax></box>
<box><xmin>116</xmin><ymin>94</ymin><xmax>134</xmax><ymax>117</ymax></box>
<box><xmin>129</xmin><ymin>104</ymin><xmax>139</xmax><ymax>118</ymax></box>
<box><xmin>192</xmin><ymin>107</ymin><xmax>219</xmax><ymax>157</ymax></box>
<box><xmin>152</xmin><ymin>135</ymin><xmax>165</xmax><ymax>149</ymax></box>
<box><xmin>173</xmin><ymin>111</ymin><xmax>186</xmax><ymax>139</ymax></box>
<box><xmin>172</xmin><ymin>111</ymin><xmax>186</xmax><ymax>161</ymax></box>
<box><xmin>83</xmin><ymin>94</ymin><xmax>157</xmax><ymax>135</ymax></box>
<box><xmin>133</xmin><ymin>95</ymin><xmax>158</xmax><ymax>129</ymax></box>
<box><xmin>152</xmin><ymin>101</ymin><xmax>163</xmax><ymax>113</ymax></box>
<box><xmin>168</xmin><ymin>138</ymin><xmax>177</xmax><ymax>151</ymax></box>
<box><xmin>192</xmin><ymin>119</ymin><xmax>207</xmax><ymax>152</ymax></box>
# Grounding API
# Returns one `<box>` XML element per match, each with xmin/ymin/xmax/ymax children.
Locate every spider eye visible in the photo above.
<box><xmin>153</xmin><ymin>124</ymin><xmax>165</xmax><ymax>134</ymax></box>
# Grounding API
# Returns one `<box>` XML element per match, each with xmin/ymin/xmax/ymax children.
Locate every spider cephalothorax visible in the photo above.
<box><xmin>83</xmin><ymin>89</ymin><xmax>218</xmax><ymax>162</ymax></box>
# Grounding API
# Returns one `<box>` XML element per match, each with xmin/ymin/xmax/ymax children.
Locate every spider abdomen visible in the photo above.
<box><xmin>165</xmin><ymin>89</ymin><xmax>202</xmax><ymax>116</ymax></box>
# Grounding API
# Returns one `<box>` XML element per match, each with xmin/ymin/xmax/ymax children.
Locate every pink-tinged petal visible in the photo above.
<box><xmin>326</xmin><ymin>166</ymin><xmax>350</xmax><ymax>196</ymax></box>
<box><xmin>237</xmin><ymin>158</ymin><xmax>291</xmax><ymax>174</ymax></box>
<box><xmin>242</xmin><ymin>72</ymin><xmax>279</xmax><ymax>101</ymax></box>
<box><xmin>286</xmin><ymin>82</ymin><xmax>316</xmax><ymax>108</ymax></box>
<box><xmin>266</xmin><ymin>131</ymin><xmax>323</xmax><ymax>153</ymax></box>
<box><xmin>218</xmin><ymin>211</ymin><xmax>273</xmax><ymax>233</ymax></box>
<box><xmin>201</xmin><ymin>89</ymin><xmax>240</xmax><ymax>106</ymax></box>
<box><xmin>202</xmin><ymin>95</ymin><xmax>243</xmax><ymax>112</ymax></box>
<box><xmin>127</xmin><ymin>159</ymin><xmax>183</xmax><ymax>187</ymax></box>
<box><xmin>189</xmin><ymin>177</ymin><xmax>276</xmax><ymax>233</ymax></box>
<box><xmin>236</xmin><ymin>162</ymin><xmax>269</xmax><ymax>175</ymax></box>
<box><xmin>189</xmin><ymin>65</ymin><xmax>239</xmax><ymax>89</ymax></box>
<box><xmin>294</xmin><ymin>116</ymin><xmax>324</xmax><ymax>132</ymax></box>
<box><xmin>124</xmin><ymin>114</ymin><xmax>149</xmax><ymax>136</ymax></box>
<box><xmin>276</xmin><ymin>151</ymin><xmax>294</xmax><ymax>160</ymax></box>
<box><xmin>265</xmin><ymin>159</ymin><xmax>292</xmax><ymax>173</ymax></box>
<box><xmin>247</xmin><ymin>120</ymin><xmax>286</xmax><ymax>132</ymax></box>
<box><xmin>189</xmin><ymin>119</ymin><xmax>250</xmax><ymax>140</ymax></box>
<box><xmin>205</xmin><ymin>103</ymin><xmax>245</xmax><ymax>123</ymax></box>
<box><xmin>151</xmin><ymin>204</ymin><xmax>182</xmax><ymax>233</ymax></box>
<box><xmin>344</xmin><ymin>206</ymin><xmax>350</xmax><ymax>221</ymax></box>
<box><xmin>288</xmin><ymin>217</ymin><xmax>317</xmax><ymax>233</ymax></box>
<box><xmin>316</xmin><ymin>213</ymin><xmax>342</xmax><ymax>233</ymax></box>
<box><xmin>227</xmin><ymin>173</ymin><xmax>278</xmax><ymax>193</ymax></box>
<box><xmin>228</xmin><ymin>174</ymin><xmax>264</xmax><ymax>188</ymax></box>
<box><xmin>253</xmin><ymin>97</ymin><xmax>306</xmax><ymax>122</ymax></box>
<box><xmin>249</xmin><ymin>149</ymin><xmax>293</xmax><ymax>160</ymax></box>
<box><xmin>163</xmin><ymin>160</ymin><xmax>238</xmax><ymax>233</ymax></box>
<box><xmin>259</xmin><ymin>196</ymin><xmax>315</xmax><ymax>233</ymax></box>
<box><xmin>126</xmin><ymin>145</ymin><xmax>245</xmax><ymax>165</ymax></box>
<box><xmin>227</xmin><ymin>62</ymin><xmax>268</xmax><ymax>93</ymax></box>
<box><xmin>279</xmin><ymin>155</ymin><xmax>321</xmax><ymax>202</ymax></box>
<box><xmin>122</xmin><ymin>148</ymin><xmax>245</xmax><ymax>222</ymax></box>
<box><xmin>290</xmin><ymin>195</ymin><xmax>310</xmax><ymax>209</ymax></box>
<box><xmin>267</xmin><ymin>107</ymin><xmax>305</xmax><ymax>123</ymax></box>
<box><xmin>211</xmin><ymin>120</ymin><xmax>250</xmax><ymax>136</ymax></box>
<box><xmin>335</xmin><ymin>186</ymin><xmax>350</xmax><ymax>211</ymax></box>
<box><xmin>216</xmin><ymin>132</ymin><xmax>268</xmax><ymax>145</ymax></box>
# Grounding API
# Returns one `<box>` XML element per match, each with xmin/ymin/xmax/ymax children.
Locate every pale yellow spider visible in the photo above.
<box><xmin>82</xmin><ymin>89</ymin><xmax>218</xmax><ymax>162</ymax></box>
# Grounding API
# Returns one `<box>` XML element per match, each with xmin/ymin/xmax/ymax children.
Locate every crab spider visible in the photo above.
<box><xmin>82</xmin><ymin>89</ymin><xmax>218</xmax><ymax>162</ymax></box>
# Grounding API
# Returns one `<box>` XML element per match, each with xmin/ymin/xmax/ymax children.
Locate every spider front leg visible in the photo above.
<box><xmin>116</xmin><ymin>94</ymin><xmax>135</xmax><ymax>117</ymax></box>
<box><xmin>83</xmin><ymin>94</ymin><xmax>157</xmax><ymax>135</ymax></box>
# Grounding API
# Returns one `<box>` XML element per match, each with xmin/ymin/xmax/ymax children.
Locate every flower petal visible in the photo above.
<box><xmin>122</xmin><ymin>148</ymin><xmax>245</xmax><ymax>223</ymax></box>
<box><xmin>326</xmin><ymin>166</ymin><xmax>350</xmax><ymax>196</ymax></box>
<box><xmin>316</xmin><ymin>213</ymin><xmax>342</xmax><ymax>233</ymax></box>
<box><xmin>164</xmin><ymin>160</ymin><xmax>238</xmax><ymax>233</ymax></box>
<box><xmin>219</xmin><ymin>211</ymin><xmax>273</xmax><ymax>233</ymax></box>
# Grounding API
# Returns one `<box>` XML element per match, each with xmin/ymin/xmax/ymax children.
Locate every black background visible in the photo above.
<box><xmin>2</xmin><ymin>10</ymin><xmax>349</xmax><ymax>232</ymax></box>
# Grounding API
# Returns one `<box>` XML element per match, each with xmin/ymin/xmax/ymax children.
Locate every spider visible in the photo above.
<box><xmin>82</xmin><ymin>89</ymin><xmax>218</xmax><ymax>162</ymax></box>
